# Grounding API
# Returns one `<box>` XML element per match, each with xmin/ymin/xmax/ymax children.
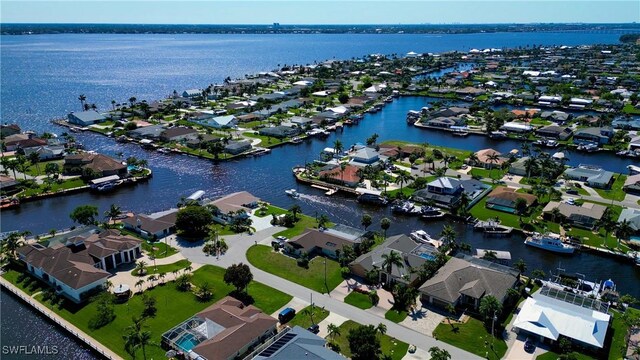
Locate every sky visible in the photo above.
<box><xmin>1</xmin><ymin>0</ymin><xmax>639</xmax><ymax>25</ymax></box>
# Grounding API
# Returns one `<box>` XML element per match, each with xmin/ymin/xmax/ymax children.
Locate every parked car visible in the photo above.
<box><xmin>566</xmin><ymin>189</ymin><xmax>579</xmax><ymax>195</ymax></box>
<box><xmin>307</xmin><ymin>324</ymin><xmax>319</xmax><ymax>334</ymax></box>
<box><xmin>278</xmin><ymin>307</ymin><xmax>296</xmax><ymax>323</ymax></box>
<box><xmin>524</xmin><ymin>339</ymin><xmax>536</xmax><ymax>353</ymax></box>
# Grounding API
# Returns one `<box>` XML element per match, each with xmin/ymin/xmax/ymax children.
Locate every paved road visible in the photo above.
<box><xmin>171</xmin><ymin>224</ymin><xmax>482</xmax><ymax>360</ymax></box>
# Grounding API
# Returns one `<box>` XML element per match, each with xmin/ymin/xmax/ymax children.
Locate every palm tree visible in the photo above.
<box><xmin>289</xmin><ymin>204</ymin><xmax>302</xmax><ymax>222</ymax></box>
<box><xmin>318</xmin><ymin>214</ymin><xmax>330</xmax><ymax>229</ymax></box>
<box><xmin>147</xmin><ymin>275</ymin><xmax>157</xmax><ymax>288</ymax></box>
<box><xmin>445</xmin><ymin>303</ymin><xmax>457</xmax><ymax>329</ymax></box>
<box><xmin>158</xmin><ymin>272</ymin><xmax>166</xmax><ymax>285</ymax></box>
<box><xmin>440</xmin><ymin>225</ymin><xmax>457</xmax><ymax>252</ymax></box>
<box><xmin>184</xmin><ymin>265</ymin><xmax>193</xmax><ymax>274</ymax></box>
<box><xmin>135</xmin><ymin>260</ymin><xmax>147</xmax><ymax>276</ymax></box>
<box><xmin>428</xmin><ymin>347</ymin><xmax>451</xmax><ymax>360</ymax></box>
<box><xmin>596</xmin><ymin>211</ymin><xmax>618</xmax><ymax>247</ymax></box>
<box><xmin>333</xmin><ymin>139</ymin><xmax>343</xmax><ymax>156</ymax></box>
<box><xmin>523</xmin><ymin>157</ymin><xmax>538</xmax><ymax>180</ymax></box>
<box><xmin>394</xmin><ymin>171</ymin><xmax>414</xmax><ymax>196</ymax></box>
<box><xmin>361</xmin><ymin>214</ymin><xmax>372</xmax><ymax>230</ymax></box>
<box><xmin>615</xmin><ymin>220</ymin><xmax>634</xmax><ymax>249</ymax></box>
<box><xmin>487</xmin><ymin>153</ymin><xmax>501</xmax><ymax>179</ymax></box>
<box><xmin>467</xmin><ymin>152</ymin><xmax>479</xmax><ymax>167</ymax></box>
<box><xmin>104</xmin><ymin>204</ymin><xmax>122</xmax><ymax>225</ymax></box>
<box><xmin>1</xmin><ymin>232</ymin><xmax>27</xmax><ymax>261</ymax></box>
<box><xmin>327</xmin><ymin>323</ymin><xmax>341</xmax><ymax>341</ymax></box>
<box><xmin>376</xmin><ymin>323</ymin><xmax>387</xmax><ymax>338</ymax></box>
<box><xmin>123</xmin><ymin>316</ymin><xmax>152</xmax><ymax>360</ymax></box>
<box><xmin>78</xmin><ymin>94</ymin><xmax>86</xmax><ymax>111</ymax></box>
<box><xmin>514</xmin><ymin>258</ymin><xmax>527</xmax><ymax>276</ymax></box>
<box><xmin>172</xmin><ymin>269</ymin><xmax>179</xmax><ymax>280</ymax></box>
<box><xmin>380</xmin><ymin>217</ymin><xmax>391</xmax><ymax>239</ymax></box>
<box><xmin>135</xmin><ymin>279</ymin><xmax>145</xmax><ymax>293</ymax></box>
<box><xmin>381</xmin><ymin>250</ymin><xmax>404</xmax><ymax>281</ymax></box>
<box><xmin>27</xmin><ymin>152</ymin><xmax>41</xmax><ymax>175</ymax></box>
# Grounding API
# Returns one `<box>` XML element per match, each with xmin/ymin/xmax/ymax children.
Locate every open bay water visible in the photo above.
<box><xmin>1</xmin><ymin>31</ymin><xmax>637</xmax><ymax>359</ymax></box>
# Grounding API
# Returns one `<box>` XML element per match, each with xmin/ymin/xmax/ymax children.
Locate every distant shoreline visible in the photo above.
<box><xmin>2</xmin><ymin>23</ymin><xmax>639</xmax><ymax>36</ymax></box>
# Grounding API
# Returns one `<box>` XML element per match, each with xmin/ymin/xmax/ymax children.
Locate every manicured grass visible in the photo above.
<box><xmin>593</xmin><ymin>175</ymin><xmax>627</xmax><ymax>201</ymax></box>
<box><xmin>242</xmin><ymin>132</ymin><xmax>286</xmax><ymax>147</ymax></box>
<box><xmin>385</xmin><ymin>187</ymin><xmax>415</xmax><ymax>198</ymax></box>
<box><xmin>24</xmin><ymin>160</ymin><xmax>63</xmax><ymax>176</ymax></box>
<box><xmin>470</xmin><ymin>194</ymin><xmax>544</xmax><ymax>231</ymax></box>
<box><xmin>254</xmin><ymin>204</ymin><xmax>287</xmax><ymax>218</ymax></box>
<box><xmin>331</xmin><ymin>320</ymin><xmax>409</xmax><ymax>360</ymax></box>
<box><xmin>141</xmin><ymin>240</ymin><xmax>178</xmax><ymax>259</ymax></box>
<box><xmin>433</xmin><ymin>317</ymin><xmax>507</xmax><ymax>360</ymax></box>
<box><xmin>344</xmin><ymin>291</ymin><xmax>373</xmax><ymax>310</ymax></box>
<box><xmin>537</xmin><ymin>351</ymin><xmax>595</xmax><ymax>360</ymax></box>
<box><xmin>381</xmin><ymin>140</ymin><xmax>472</xmax><ymax>161</ymax></box>
<box><xmin>21</xmin><ymin>178</ymin><xmax>86</xmax><ymax>197</ymax></box>
<box><xmin>2</xmin><ymin>267</ymin><xmax>48</xmax><ymax>295</ymax></box>
<box><xmin>246</xmin><ymin>245</ymin><xmax>343</xmax><ymax>293</ymax></box>
<box><xmin>623</xmin><ymin>103</ymin><xmax>640</xmax><ymax>115</ymax></box>
<box><xmin>287</xmin><ymin>305</ymin><xmax>330</xmax><ymax>328</ymax></box>
<box><xmin>608</xmin><ymin>308</ymin><xmax>640</xmax><ymax>360</ymax></box>
<box><xmin>470</xmin><ymin>167</ymin><xmax>506</xmax><ymax>181</ymax></box>
<box><xmin>273</xmin><ymin>213</ymin><xmax>322</xmax><ymax>239</ymax></box>
<box><xmin>25</xmin><ymin>264</ymin><xmax>290</xmax><ymax>360</ymax></box>
<box><xmin>131</xmin><ymin>259</ymin><xmax>191</xmax><ymax>276</ymax></box>
<box><xmin>385</xmin><ymin>308</ymin><xmax>408</xmax><ymax>323</ymax></box>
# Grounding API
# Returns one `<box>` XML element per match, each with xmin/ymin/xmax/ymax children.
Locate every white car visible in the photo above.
<box><xmin>276</xmin><ymin>236</ymin><xmax>287</xmax><ymax>242</ymax></box>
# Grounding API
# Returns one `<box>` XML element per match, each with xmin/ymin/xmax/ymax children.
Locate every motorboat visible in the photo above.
<box><xmin>452</xmin><ymin>129</ymin><xmax>469</xmax><ymax>137</ymax></box>
<box><xmin>409</xmin><ymin>230</ymin><xmax>442</xmax><ymax>247</ymax></box>
<box><xmin>285</xmin><ymin>189</ymin><xmax>300</xmax><ymax>198</ymax></box>
<box><xmin>391</xmin><ymin>201</ymin><xmax>421</xmax><ymax>215</ymax></box>
<box><xmin>290</xmin><ymin>137</ymin><xmax>303</xmax><ymax>144</ymax></box>
<box><xmin>474</xmin><ymin>220</ymin><xmax>512</xmax><ymax>235</ymax></box>
<box><xmin>420</xmin><ymin>206</ymin><xmax>445</xmax><ymax>219</ymax></box>
<box><xmin>356</xmin><ymin>192</ymin><xmax>388</xmax><ymax>206</ymax></box>
<box><xmin>524</xmin><ymin>232</ymin><xmax>575</xmax><ymax>254</ymax></box>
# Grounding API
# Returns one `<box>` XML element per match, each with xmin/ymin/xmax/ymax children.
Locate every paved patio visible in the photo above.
<box><xmin>399</xmin><ymin>305</ymin><xmax>445</xmax><ymax>337</ymax></box>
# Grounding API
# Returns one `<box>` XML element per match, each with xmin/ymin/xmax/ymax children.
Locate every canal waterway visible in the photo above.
<box><xmin>1</xmin><ymin>31</ymin><xmax>637</xmax><ymax>357</ymax></box>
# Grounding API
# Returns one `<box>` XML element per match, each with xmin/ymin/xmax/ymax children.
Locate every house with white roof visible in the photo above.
<box><xmin>198</xmin><ymin>115</ymin><xmax>238</xmax><ymax>129</ymax></box>
<box><xmin>513</xmin><ymin>288</ymin><xmax>610</xmax><ymax>349</ymax></box>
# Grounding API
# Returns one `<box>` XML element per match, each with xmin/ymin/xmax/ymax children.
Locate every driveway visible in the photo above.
<box><xmin>400</xmin><ymin>305</ymin><xmax>445</xmax><ymax>337</ymax></box>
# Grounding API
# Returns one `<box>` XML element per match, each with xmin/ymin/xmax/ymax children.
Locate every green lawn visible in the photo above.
<box><xmin>141</xmin><ymin>240</ymin><xmax>178</xmax><ymax>259</ymax></box>
<box><xmin>242</xmin><ymin>132</ymin><xmax>286</xmax><ymax>147</ymax></box>
<box><xmin>21</xmin><ymin>178</ymin><xmax>87</xmax><ymax>197</ymax></box>
<box><xmin>246</xmin><ymin>245</ymin><xmax>343</xmax><ymax>293</ymax></box>
<box><xmin>381</xmin><ymin>140</ymin><xmax>472</xmax><ymax>161</ymax></box>
<box><xmin>273</xmin><ymin>213</ymin><xmax>322</xmax><ymax>239</ymax></box>
<box><xmin>331</xmin><ymin>320</ymin><xmax>409</xmax><ymax>360</ymax></box>
<box><xmin>385</xmin><ymin>308</ymin><xmax>408</xmax><ymax>323</ymax></box>
<box><xmin>21</xmin><ymin>264</ymin><xmax>290</xmax><ymax>360</ymax></box>
<box><xmin>2</xmin><ymin>267</ymin><xmax>48</xmax><ymax>295</ymax></box>
<box><xmin>344</xmin><ymin>291</ymin><xmax>373</xmax><ymax>310</ymax></box>
<box><xmin>24</xmin><ymin>160</ymin><xmax>64</xmax><ymax>176</ymax></box>
<box><xmin>470</xmin><ymin>167</ymin><xmax>506</xmax><ymax>181</ymax></box>
<box><xmin>623</xmin><ymin>103</ymin><xmax>640</xmax><ymax>115</ymax></box>
<box><xmin>433</xmin><ymin>317</ymin><xmax>507</xmax><ymax>360</ymax></box>
<box><xmin>537</xmin><ymin>351</ymin><xmax>595</xmax><ymax>360</ymax></box>
<box><xmin>131</xmin><ymin>259</ymin><xmax>191</xmax><ymax>276</ymax></box>
<box><xmin>608</xmin><ymin>308</ymin><xmax>640</xmax><ymax>360</ymax></box>
<box><xmin>255</xmin><ymin>204</ymin><xmax>287</xmax><ymax>218</ymax></box>
<box><xmin>286</xmin><ymin>305</ymin><xmax>330</xmax><ymax>328</ymax></box>
<box><xmin>470</xmin><ymin>193</ymin><xmax>544</xmax><ymax>231</ymax></box>
<box><xmin>593</xmin><ymin>175</ymin><xmax>627</xmax><ymax>201</ymax></box>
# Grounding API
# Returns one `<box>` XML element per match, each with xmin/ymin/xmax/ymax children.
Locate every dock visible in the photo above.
<box><xmin>310</xmin><ymin>184</ymin><xmax>338</xmax><ymax>196</ymax></box>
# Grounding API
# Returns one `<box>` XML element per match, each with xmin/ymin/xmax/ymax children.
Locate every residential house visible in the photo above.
<box><xmin>350</xmin><ymin>234</ymin><xmax>438</xmax><ymax>286</ymax></box>
<box><xmin>224</xmin><ymin>140</ymin><xmax>252</xmax><ymax>155</ymax></box>
<box><xmin>350</xmin><ymin>147</ymin><xmax>380</xmax><ymax>165</ymax></box>
<box><xmin>186</xmin><ymin>133</ymin><xmax>220</xmax><ymax>149</ymax></box>
<box><xmin>425</xmin><ymin>117</ymin><xmax>464</xmax><ymax>128</ymax></box>
<box><xmin>0</xmin><ymin>124</ymin><xmax>21</xmax><ymax>137</ymax></box>
<box><xmin>285</xmin><ymin>227</ymin><xmax>365</xmax><ymax>259</ymax></box>
<box><xmin>618</xmin><ymin>208</ymin><xmax>640</xmax><ymax>241</ymax></box>
<box><xmin>199</xmin><ymin>115</ymin><xmax>238</xmax><ymax>129</ymax></box>
<box><xmin>182</xmin><ymin>89</ymin><xmax>203</xmax><ymax>98</ymax></box>
<box><xmin>3</xmin><ymin>134</ymin><xmax>47</xmax><ymax>152</ymax></box>
<box><xmin>122</xmin><ymin>209</ymin><xmax>178</xmax><ymax>239</ymax></box>
<box><xmin>250</xmin><ymin>326</ymin><xmax>345</xmax><ymax>360</ymax></box>
<box><xmin>485</xmin><ymin>187</ymin><xmax>537</xmax><ymax>214</ymax></box>
<box><xmin>63</xmin><ymin>153</ymin><xmax>127</xmax><ymax>177</ymax></box>
<box><xmin>473</xmin><ymin>249</ymin><xmax>512</xmax><ymax>266</ymax></box>
<box><xmin>542</xmin><ymin>201</ymin><xmax>606</xmax><ymax>229</ymax></box>
<box><xmin>509</xmin><ymin>157</ymin><xmax>529</xmax><ymax>176</ymax></box>
<box><xmin>0</xmin><ymin>175</ymin><xmax>19</xmax><ymax>194</ymax></box>
<box><xmin>209</xmin><ymin>191</ymin><xmax>260</xmax><ymax>224</ymax></box>
<box><xmin>162</xmin><ymin>296</ymin><xmax>278</xmax><ymax>360</ymax></box>
<box><xmin>564</xmin><ymin>166</ymin><xmax>614</xmax><ymax>189</ymax></box>
<box><xmin>67</xmin><ymin>110</ymin><xmax>106</xmax><ymax>127</ymax></box>
<box><xmin>159</xmin><ymin>127</ymin><xmax>198</xmax><ymax>142</ymax></box>
<box><xmin>412</xmin><ymin>177</ymin><xmax>490</xmax><ymax>209</ymax></box>
<box><xmin>128</xmin><ymin>124</ymin><xmax>166</xmax><ymax>140</ymax></box>
<box><xmin>536</xmin><ymin>125</ymin><xmax>573</xmax><ymax>140</ymax></box>
<box><xmin>473</xmin><ymin>148</ymin><xmax>507</xmax><ymax>169</ymax></box>
<box><xmin>623</xmin><ymin>174</ymin><xmax>640</xmax><ymax>195</ymax></box>
<box><xmin>419</xmin><ymin>256</ymin><xmax>519</xmax><ymax>309</ymax></box>
<box><xmin>573</xmin><ymin>127</ymin><xmax>614</xmax><ymax>145</ymax></box>
<box><xmin>318</xmin><ymin>164</ymin><xmax>361</xmax><ymax>187</ymax></box>
<box><xmin>289</xmin><ymin>116</ymin><xmax>314</xmax><ymax>128</ymax></box>
<box><xmin>430</xmin><ymin>107</ymin><xmax>469</xmax><ymax>118</ymax></box>
<box><xmin>513</xmin><ymin>288</ymin><xmax>610</xmax><ymax>350</ymax></box>
<box><xmin>20</xmin><ymin>144</ymin><xmax>66</xmax><ymax>160</ymax></box>
<box><xmin>540</xmin><ymin>111</ymin><xmax>571</xmax><ymax>124</ymax></box>
<box><xmin>259</xmin><ymin>126</ymin><xmax>300</xmax><ymax>139</ymax></box>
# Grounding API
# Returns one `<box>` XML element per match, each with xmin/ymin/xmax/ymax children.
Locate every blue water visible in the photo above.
<box><xmin>176</xmin><ymin>333</ymin><xmax>197</xmax><ymax>352</ymax></box>
<box><xmin>1</xmin><ymin>31</ymin><xmax>638</xmax><ymax>358</ymax></box>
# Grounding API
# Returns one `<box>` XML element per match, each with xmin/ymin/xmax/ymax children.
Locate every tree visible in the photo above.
<box><xmin>89</xmin><ymin>293</ymin><xmax>116</xmax><ymax>330</ymax></box>
<box><xmin>380</xmin><ymin>217</ymin><xmax>391</xmax><ymax>238</ymax></box>
<box><xmin>361</xmin><ymin>214</ymin><xmax>372</xmax><ymax>230</ymax></box>
<box><xmin>381</xmin><ymin>251</ymin><xmax>404</xmax><ymax>282</ymax></box>
<box><xmin>366</xmin><ymin>133</ymin><xmax>379</xmax><ymax>146</ymax></box>
<box><xmin>347</xmin><ymin>324</ymin><xmax>381</xmax><ymax>360</ymax></box>
<box><xmin>104</xmin><ymin>204</ymin><xmax>122</xmax><ymax>225</ymax></box>
<box><xmin>288</xmin><ymin>204</ymin><xmax>302</xmax><ymax>222</ymax></box>
<box><xmin>514</xmin><ymin>198</ymin><xmax>528</xmax><ymax>220</ymax></box>
<box><xmin>27</xmin><ymin>152</ymin><xmax>41</xmax><ymax>175</ymax></box>
<box><xmin>135</xmin><ymin>279</ymin><xmax>145</xmax><ymax>293</ymax></box>
<box><xmin>333</xmin><ymin>139</ymin><xmax>343</xmax><ymax>156</ymax></box>
<box><xmin>135</xmin><ymin>260</ymin><xmax>147</xmax><ymax>276</ymax></box>
<box><xmin>141</xmin><ymin>294</ymin><xmax>157</xmax><ymax>318</ymax></box>
<box><xmin>224</xmin><ymin>263</ymin><xmax>253</xmax><ymax>293</ymax></box>
<box><xmin>175</xmin><ymin>273</ymin><xmax>192</xmax><ymax>292</ymax></box>
<box><xmin>531</xmin><ymin>269</ymin><xmax>546</xmax><ymax>281</ymax></box>
<box><xmin>479</xmin><ymin>295</ymin><xmax>502</xmax><ymax>326</ymax></box>
<box><xmin>327</xmin><ymin>323</ymin><xmax>341</xmax><ymax>341</ymax></box>
<box><xmin>318</xmin><ymin>214</ymin><xmax>330</xmax><ymax>229</ymax></box>
<box><xmin>486</xmin><ymin>153</ymin><xmax>501</xmax><ymax>179</ymax></box>
<box><xmin>1</xmin><ymin>231</ymin><xmax>28</xmax><ymax>261</ymax></box>
<box><xmin>428</xmin><ymin>347</ymin><xmax>451</xmax><ymax>360</ymax></box>
<box><xmin>369</xmin><ymin>290</ymin><xmax>380</xmax><ymax>306</ymax></box>
<box><xmin>615</xmin><ymin>220</ymin><xmax>634</xmax><ymax>248</ymax></box>
<box><xmin>123</xmin><ymin>316</ymin><xmax>152</xmax><ymax>360</ymax></box>
<box><xmin>394</xmin><ymin>171</ymin><xmax>414</xmax><ymax>195</ymax></box>
<box><xmin>78</xmin><ymin>94</ymin><xmax>86</xmax><ymax>111</ymax></box>
<box><xmin>338</xmin><ymin>245</ymin><xmax>356</xmax><ymax>266</ymax></box>
<box><xmin>175</xmin><ymin>205</ymin><xmax>213</xmax><ymax>238</ymax></box>
<box><xmin>44</xmin><ymin>162</ymin><xmax>60</xmax><ymax>179</ymax></box>
<box><xmin>69</xmin><ymin>205</ymin><xmax>99</xmax><ymax>225</ymax></box>
<box><xmin>196</xmin><ymin>282</ymin><xmax>214</xmax><ymax>301</ymax></box>
<box><xmin>482</xmin><ymin>250</ymin><xmax>498</xmax><ymax>261</ymax></box>
<box><xmin>514</xmin><ymin>258</ymin><xmax>527</xmax><ymax>274</ymax></box>
<box><xmin>596</xmin><ymin>210</ymin><xmax>617</xmax><ymax>247</ymax></box>
<box><xmin>440</xmin><ymin>225</ymin><xmax>457</xmax><ymax>252</ymax></box>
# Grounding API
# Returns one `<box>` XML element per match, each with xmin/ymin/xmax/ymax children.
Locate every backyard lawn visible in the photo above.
<box><xmin>537</xmin><ymin>351</ymin><xmax>595</xmax><ymax>360</ymax></box>
<box><xmin>141</xmin><ymin>240</ymin><xmax>178</xmax><ymax>259</ymax></box>
<box><xmin>470</xmin><ymin>167</ymin><xmax>506</xmax><ymax>181</ymax></box>
<box><xmin>246</xmin><ymin>245</ymin><xmax>343</xmax><ymax>293</ymax></box>
<box><xmin>593</xmin><ymin>175</ymin><xmax>627</xmax><ymax>201</ymax></box>
<box><xmin>2</xmin><ymin>267</ymin><xmax>48</xmax><ymax>295</ymax></box>
<box><xmin>608</xmin><ymin>308</ymin><xmax>640</xmax><ymax>360</ymax></box>
<box><xmin>433</xmin><ymin>317</ymin><xmax>507</xmax><ymax>360</ymax></box>
<box><xmin>24</xmin><ymin>160</ymin><xmax>64</xmax><ymax>176</ymax></box>
<box><xmin>273</xmin><ymin>212</ymin><xmax>323</xmax><ymax>239</ymax></box>
<box><xmin>22</xmin><ymin>264</ymin><xmax>290</xmax><ymax>360</ymax></box>
<box><xmin>286</xmin><ymin>305</ymin><xmax>330</xmax><ymax>328</ymax></box>
<box><xmin>470</xmin><ymin>194</ymin><xmax>544</xmax><ymax>230</ymax></box>
<box><xmin>21</xmin><ymin>178</ymin><xmax>86</xmax><ymax>197</ymax></box>
<box><xmin>131</xmin><ymin>259</ymin><xmax>191</xmax><ymax>276</ymax></box>
<box><xmin>344</xmin><ymin>291</ymin><xmax>373</xmax><ymax>310</ymax></box>
<box><xmin>331</xmin><ymin>320</ymin><xmax>409</xmax><ymax>360</ymax></box>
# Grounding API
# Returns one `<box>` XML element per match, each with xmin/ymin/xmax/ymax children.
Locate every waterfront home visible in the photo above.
<box><xmin>159</xmin><ymin>127</ymin><xmax>198</xmax><ymax>142</ymax></box>
<box><xmin>573</xmin><ymin>127</ymin><xmax>614</xmax><ymax>145</ymax></box>
<box><xmin>623</xmin><ymin>174</ymin><xmax>640</xmax><ymax>195</ymax></box>
<box><xmin>186</xmin><ymin>133</ymin><xmax>220</xmax><ymax>149</ymax></box>
<box><xmin>209</xmin><ymin>191</ymin><xmax>260</xmax><ymax>224</ymax></box>
<box><xmin>250</xmin><ymin>326</ymin><xmax>345</xmax><ymax>360</ymax></box>
<box><xmin>536</xmin><ymin>125</ymin><xmax>573</xmax><ymax>140</ymax></box>
<box><xmin>181</xmin><ymin>89</ymin><xmax>203</xmax><ymax>98</ymax></box>
<box><xmin>563</xmin><ymin>166</ymin><xmax>614</xmax><ymax>189</ymax></box>
<box><xmin>472</xmin><ymin>148</ymin><xmax>507</xmax><ymax>169</ymax></box>
<box><xmin>250</xmin><ymin>92</ymin><xmax>287</xmax><ymax>102</ymax></box>
<box><xmin>199</xmin><ymin>115</ymin><xmax>238</xmax><ymax>129</ymax></box>
<box><xmin>289</xmin><ymin>116</ymin><xmax>314</xmax><ymax>128</ymax></box>
<box><xmin>500</xmin><ymin>121</ymin><xmax>533</xmax><ymax>133</ymax></box>
<box><xmin>542</xmin><ymin>201</ymin><xmax>606</xmax><ymax>229</ymax></box>
<box><xmin>508</xmin><ymin>157</ymin><xmax>529</xmax><ymax>176</ymax></box>
<box><xmin>419</xmin><ymin>256</ymin><xmax>519</xmax><ymax>310</ymax></box>
<box><xmin>224</xmin><ymin>140</ymin><xmax>252</xmax><ymax>155</ymax></box>
<box><xmin>540</xmin><ymin>111</ymin><xmax>571</xmax><ymax>124</ymax></box>
<box><xmin>349</xmin><ymin>147</ymin><xmax>380</xmax><ymax>165</ymax></box>
<box><xmin>285</xmin><ymin>227</ymin><xmax>362</xmax><ymax>259</ymax></box>
<box><xmin>67</xmin><ymin>110</ymin><xmax>106</xmax><ymax>127</ymax></box>
<box><xmin>0</xmin><ymin>175</ymin><xmax>19</xmax><ymax>194</ymax></box>
<box><xmin>412</xmin><ymin>177</ymin><xmax>490</xmax><ymax>209</ymax></box>
<box><xmin>430</xmin><ymin>106</ymin><xmax>469</xmax><ymax>118</ymax></box>
<box><xmin>258</xmin><ymin>126</ymin><xmax>300</xmax><ymax>139</ymax></box>
<box><xmin>425</xmin><ymin>116</ymin><xmax>464</xmax><ymax>128</ymax></box>
<box><xmin>0</xmin><ymin>123</ymin><xmax>20</xmax><ymax>137</ymax></box>
<box><xmin>17</xmin><ymin>228</ymin><xmax>142</xmax><ymax>303</ymax></box>
<box><xmin>2</xmin><ymin>134</ymin><xmax>47</xmax><ymax>152</ymax></box>
<box><xmin>628</xmin><ymin>135</ymin><xmax>640</xmax><ymax>151</ymax></box>
<box><xmin>485</xmin><ymin>186</ymin><xmax>537</xmax><ymax>214</ymax></box>
<box><xmin>63</xmin><ymin>153</ymin><xmax>127</xmax><ymax>178</ymax></box>
<box><xmin>318</xmin><ymin>164</ymin><xmax>361</xmax><ymax>187</ymax></box>
<box><xmin>349</xmin><ymin>234</ymin><xmax>437</xmax><ymax>286</ymax></box>
<box><xmin>473</xmin><ymin>249</ymin><xmax>511</xmax><ymax>266</ymax></box>
<box><xmin>128</xmin><ymin>124</ymin><xmax>166</xmax><ymax>140</ymax></box>
<box><xmin>162</xmin><ymin>296</ymin><xmax>278</xmax><ymax>360</ymax></box>
<box><xmin>513</xmin><ymin>288</ymin><xmax>610</xmax><ymax>350</ymax></box>
<box><xmin>20</xmin><ymin>144</ymin><xmax>66</xmax><ymax>160</ymax></box>
<box><xmin>618</xmin><ymin>208</ymin><xmax>640</xmax><ymax>240</ymax></box>
<box><xmin>122</xmin><ymin>208</ymin><xmax>178</xmax><ymax>239</ymax></box>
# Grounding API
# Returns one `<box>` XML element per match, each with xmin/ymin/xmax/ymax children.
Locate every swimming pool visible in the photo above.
<box><xmin>176</xmin><ymin>333</ymin><xmax>198</xmax><ymax>352</ymax></box>
<box><xmin>418</xmin><ymin>253</ymin><xmax>435</xmax><ymax>261</ymax></box>
<box><xmin>486</xmin><ymin>204</ymin><xmax>516</xmax><ymax>213</ymax></box>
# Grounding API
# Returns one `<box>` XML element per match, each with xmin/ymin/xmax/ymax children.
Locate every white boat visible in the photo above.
<box><xmin>285</xmin><ymin>189</ymin><xmax>300</xmax><ymax>198</ymax></box>
<box><xmin>410</xmin><ymin>230</ymin><xmax>439</xmax><ymax>246</ymax></box>
<box><xmin>524</xmin><ymin>232</ymin><xmax>575</xmax><ymax>254</ymax></box>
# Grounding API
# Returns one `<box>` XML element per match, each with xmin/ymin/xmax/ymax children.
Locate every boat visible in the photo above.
<box><xmin>489</xmin><ymin>131</ymin><xmax>507</xmax><ymax>139</ymax></box>
<box><xmin>0</xmin><ymin>197</ymin><xmax>20</xmax><ymax>210</ymax></box>
<box><xmin>356</xmin><ymin>192</ymin><xmax>388</xmax><ymax>206</ymax></box>
<box><xmin>473</xmin><ymin>220</ymin><xmax>512</xmax><ymax>235</ymax></box>
<box><xmin>290</xmin><ymin>137</ymin><xmax>303</xmax><ymax>144</ymax></box>
<box><xmin>285</xmin><ymin>189</ymin><xmax>300</xmax><ymax>198</ymax></box>
<box><xmin>535</xmin><ymin>138</ymin><xmax>559</xmax><ymax>148</ymax></box>
<box><xmin>157</xmin><ymin>148</ymin><xmax>172</xmax><ymax>154</ymax></box>
<box><xmin>391</xmin><ymin>201</ymin><xmax>421</xmax><ymax>215</ymax></box>
<box><xmin>420</xmin><ymin>206</ymin><xmax>445</xmax><ymax>219</ymax></box>
<box><xmin>409</xmin><ymin>230</ymin><xmax>442</xmax><ymax>247</ymax></box>
<box><xmin>407</xmin><ymin>110</ymin><xmax>421</xmax><ymax>123</ymax></box>
<box><xmin>96</xmin><ymin>182</ymin><xmax>116</xmax><ymax>192</ymax></box>
<box><xmin>628</xmin><ymin>165</ymin><xmax>640</xmax><ymax>175</ymax></box>
<box><xmin>384</xmin><ymin>96</ymin><xmax>393</xmax><ymax>103</ymax></box>
<box><xmin>524</xmin><ymin>232</ymin><xmax>575</xmax><ymax>254</ymax></box>
<box><xmin>452</xmin><ymin>129</ymin><xmax>469</xmax><ymax>137</ymax></box>
<box><xmin>253</xmin><ymin>148</ymin><xmax>271</xmax><ymax>156</ymax></box>
<box><xmin>576</xmin><ymin>143</ymin><xmax>598</xmax><ymax>152</ymax></box>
